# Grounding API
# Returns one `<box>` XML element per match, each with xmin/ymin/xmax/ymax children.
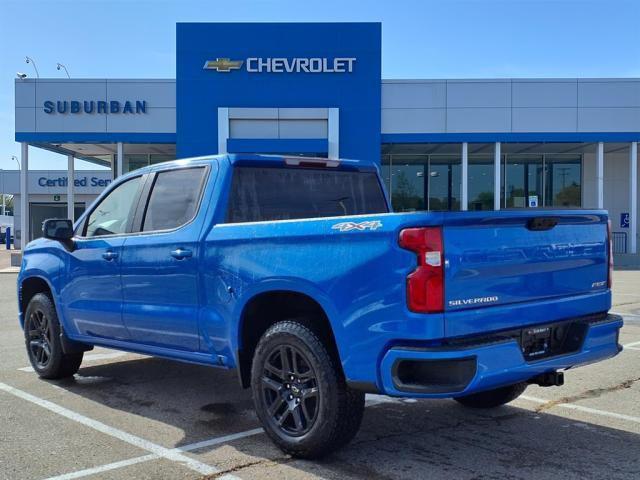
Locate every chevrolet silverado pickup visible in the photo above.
<box><xmin>18</xmin><ymin>154</ymin><xmax>623</xmax><ymax>458</ymax></box>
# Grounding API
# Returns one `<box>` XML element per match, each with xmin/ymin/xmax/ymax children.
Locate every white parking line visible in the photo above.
<box><xmin>42</xmin><ymin>428</ymin><xmax>264</xmax><ymax>480</ymax></box>
<box><xmin>623</xmin><ymin>340</ymin><xmax>640</xmax><ymax>351</ymax></box>
<box><xmin>611</xmin><ymin>311</ymin><xmax>640</xmax><ymax>318</ymax></box>
<box><xmin>19</xmin><ymin>351</ymin><xmax>129</xmax><ymax>372</ymax></box>
<box><xmin>520</xmin><ymin>395</ymin><xmax>640</xmax><ymax>425</ymax></box>
<box><xmin>41</xmin><ymin>394</ymin><xmax>399</xmax><ymax>479</ymax></box>
<box><xmin>0</xmin><ymin>382</ymin><xmax>230</xmax><ymax>477</ymax></box>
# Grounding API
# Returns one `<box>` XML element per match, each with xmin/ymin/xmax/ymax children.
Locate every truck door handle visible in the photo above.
<box><xmin>102</xmin><ymin>251</ymin><xmax>119</xmax><ymax>261</ymax></box>
<box><xmin>170</xmin><ymin>248</ymin><xmax>192</xmax><ymax>260</ymax></box>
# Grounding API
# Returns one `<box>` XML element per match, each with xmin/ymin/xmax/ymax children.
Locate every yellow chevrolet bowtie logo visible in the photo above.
<box><xmin>203</xmin><ymin>58</ymin><xmax>244</xmax><ymax>72</ymax></box>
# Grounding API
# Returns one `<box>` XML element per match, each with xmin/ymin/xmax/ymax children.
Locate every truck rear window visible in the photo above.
<box><xmin>226</xmin><ymin>166</ymin><xmax>388</xmax><ymax>223</ymax></box>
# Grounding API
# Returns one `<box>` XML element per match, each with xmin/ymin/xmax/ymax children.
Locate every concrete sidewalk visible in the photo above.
<box><xmin>0</xmin><ymin>249</ymin><xmax>20</xmax><ymax>272</ymax></box>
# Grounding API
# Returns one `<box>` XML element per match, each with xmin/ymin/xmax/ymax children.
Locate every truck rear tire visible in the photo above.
<box><xmin>250</xmin><ymin>320</ymin><xmax>365</xmax><ymax>459</ymax></box>
<box><xmin>454</xmin><ymin>382</ymin><xmax>527</xmax><ymax>409</ymax></box>
<box><xmin>24</xmin><ymin>293</ymin><xmax>83</xmax><ymax>379</ymax></box>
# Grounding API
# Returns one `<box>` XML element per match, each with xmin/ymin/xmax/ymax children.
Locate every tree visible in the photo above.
<box><xmin>392</xmin><ymin>171</ymin><xmax>423</xmax><ymax>211</ymax></box>
<box><xmin>0</xmin><ymin>195</ymin><xmax>14</xmax><ymax>216</ymax></box>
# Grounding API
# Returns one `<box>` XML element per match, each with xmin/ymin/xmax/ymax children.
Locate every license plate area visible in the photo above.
<box><xmin>520</xmin><ymin>321</ymin><xmax>588</xmax><ymax>361</ymax></box>
<box><xmin>521</xmin><ymin>327</ymin><xmax>552</xmax><ymax>359</ymax></box>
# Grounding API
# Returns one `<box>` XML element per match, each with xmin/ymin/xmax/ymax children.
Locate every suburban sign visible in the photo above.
<box><xmin>204</xmin><ymin>57</ymin><xmax>356</xmax><ymax>73</ymax></box>
<box><xmin>43</xmin><ymin>100</ymin><xmax>147</xmax><ymax>114</ymax></box>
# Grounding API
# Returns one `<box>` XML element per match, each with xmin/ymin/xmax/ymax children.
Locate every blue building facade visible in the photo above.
<box><xmin>176</xmin><ymin>22</ymin><xmax>380</xmax><ymax>161</ymax></box>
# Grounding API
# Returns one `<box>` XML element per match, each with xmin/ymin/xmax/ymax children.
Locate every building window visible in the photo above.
<box><xmin>382</xmin><ymin>144</ymin><xmax>583</xmax><ymax>211</ymax></box>
<box><xmin>384</xmin><ymin>155</ymin><xmax>426</xmax><ymax>212</ymax></box>
<box><xmin>502</xmin><ymin>153</ymin><xmax>581</xmax><ymax>208</ymax></box>
<box><xmin>545</xmin><ymin>155</ymin><xmax>582</xmax><ymax>207</ymax></box>
<box><xmin>381</xmin><ymin>147</ymin><xmax>462</xmax><ymax>212</ymax></box>
<box><xmin>468</xmin><ymin>154</ymin><xmax>494</xmax><ymax>211</ymax></box>
<box><xmin>503</xmin><ymin>154</ymin><xmax>544</xmax><ymax>208</ymax></box>
<box><xmin>124</xmin><ymin>153</ymin><xmax>176</xmax><ymax>173</ymax></box>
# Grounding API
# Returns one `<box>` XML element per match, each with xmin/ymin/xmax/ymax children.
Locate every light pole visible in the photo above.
<box><xmin>11</xmin><ymin>155</ymin><xmax>20</xmax><ymax>169</ymax></box>
<box><xmin>25</xmin><ymin>56</ymin><xmax>39</xmax><ymax>78</ymax></box>
<box><xmin>56</xmin><ymin>63</ymin><xmax>70</xmax><ymax>78</ymax></box>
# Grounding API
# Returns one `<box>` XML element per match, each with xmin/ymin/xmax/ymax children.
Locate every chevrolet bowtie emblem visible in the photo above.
<box><xmin>203</xmin><ymin>58</ymin><xmax>244</xmax><ymax>72</ymax></box>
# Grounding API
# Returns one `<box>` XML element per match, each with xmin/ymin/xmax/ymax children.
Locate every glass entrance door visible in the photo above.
<box><xmin>544</xmin><ymin>155</ymin><xmax>581</xmax><ymax>207</ymax></box>
<box><xmin>427</xmin><ymin>155</ymin><xmax>461</xmax><ymax>211</ymax></box>
<box><xmin>504</xmin><ymin>155</ymin><xmax>543</xmax><ymax>208</ymax></box>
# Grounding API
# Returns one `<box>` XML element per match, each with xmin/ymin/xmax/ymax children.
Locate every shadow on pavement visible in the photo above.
<box><xmin>47</xmin><ymin>356</ymin><xmax>640</xmax><ymax>480</ymax></box>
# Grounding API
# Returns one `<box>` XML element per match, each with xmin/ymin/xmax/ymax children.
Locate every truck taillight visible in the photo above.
<box><xmin>607</xmin><ymin>220</ymin><xmax>613</xmax><ymax>289</ymax></box>
<box><xmin>399</xmin><ymin>227</ymin><xmax>444</xmax><ymax>313</ymax></box>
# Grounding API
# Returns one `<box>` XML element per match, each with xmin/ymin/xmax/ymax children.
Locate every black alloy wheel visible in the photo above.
<box><xmin>262</xmin><ymin>345</ymin><xmax>320</xmax><ymax>436</ymax></box>
<box><xmin>26</xmin><ymin>307</ymin><xmax>53</xmax><ymax>369</ymax></box>
<box><xmin>250</xmin><ymin>320</ymin><xmax>365</xmax><ymax>458</ymax></box>
<box><xmin>24</xmin><ymin>293</ymin><xmax>84</xmax><ymax>379</ymax></box>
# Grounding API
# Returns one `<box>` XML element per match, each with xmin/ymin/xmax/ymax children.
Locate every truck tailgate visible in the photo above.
<box><xmin>443</xmin><ymin>210</ymin><xmax>610</xmax><ymax>337</ymax></box>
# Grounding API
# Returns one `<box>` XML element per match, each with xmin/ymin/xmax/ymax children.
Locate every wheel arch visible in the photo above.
<box><xmin>236</xmin><ymin>289</ymin><xmax>343</xmax><ymax>389</ymax></box>
<box><xmin>19</xmin><ymin>275</ymin><xmax>55</xmax><ymax>326</ymax></box>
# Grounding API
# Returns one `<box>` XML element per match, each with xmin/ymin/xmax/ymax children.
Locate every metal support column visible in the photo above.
<box><xmin>597</xmin><ymin>142</ymin><xmax>604</xmax><ymax>209</ymax></box>
<box><xmin>630</xmin><ymin>141</ymin><xmax>638</xmax><ymax>254</ymax></box>
<box><xmin>217</xmin><ymin>108</ymin><xmax>229</xmax><ymax>155</ymax></box>
<box><xmin>20</xmin><ymin>143</ymin><xmax>28</xmax><ymax>248</ymax></box>
<box><xmin>328</xmin><ymin>108</ymin><xmax>340</xmax><ymax>160</ymax></box>
<box><xmin>461</xmin><ymin>142</ymin><xmax>468</xmax><ymax>211</ymax></box>
<box><xmin>494</xmin><ymin>142</ymin><xmax>501</xmax><ymax>210</ymax></box>
<box><xmin>1</xmin><ymin>170</ymin><xmax>5</xmax><ymax>216</ymax></box>
<box><xmin>67</xmin><ymin>154</ymin><xmax>75</xmax><ymax>221</ymax></box>
<box><xmin>116</xmin><ymin>142</ymin><xmax>124</xmax><ymax>178</ymax></box>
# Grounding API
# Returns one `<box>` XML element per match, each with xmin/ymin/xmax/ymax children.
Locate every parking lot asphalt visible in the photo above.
<box><xmin>1</xmin><ymin>271</ymin><xmax>639</xmax><ymax>480</ymax></box>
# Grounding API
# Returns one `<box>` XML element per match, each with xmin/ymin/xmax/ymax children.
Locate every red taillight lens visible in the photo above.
<box><xmin>607</xmin><ymin>220</ymin><xmax>613</xmax><ymax>289</ymax></box>
<box><xmin>399</xmin><ymin>227</ymin><xmax>444</xmax><ymax>313</ymax></box>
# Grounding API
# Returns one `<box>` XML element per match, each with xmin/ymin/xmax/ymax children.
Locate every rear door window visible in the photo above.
<box><xmin>141</xmin><ymin>167</ymin><xmax>206</xmax><ymax>232</ymax></box>
<box><xmin>226</xmin><ymin>166</ymin><xmax>388</xmax><ymax>223</ymax></box>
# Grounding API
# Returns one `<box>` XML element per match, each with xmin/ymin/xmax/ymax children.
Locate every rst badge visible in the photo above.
<box><xmin>332</xmin><ymin>220</ymin><xmax>383</xmax><ymax>232</ymax></box>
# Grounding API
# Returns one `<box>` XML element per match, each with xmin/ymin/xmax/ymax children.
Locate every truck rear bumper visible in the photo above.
<box><xmin>379</xmin><ymin>313</ymin><xmax>623</xmax><ymax>398</ymax></box>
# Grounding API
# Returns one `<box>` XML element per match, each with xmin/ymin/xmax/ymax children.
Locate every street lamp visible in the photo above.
<box><xmin>25</xmin><ymin>56</ymin><xmax>39</xmax><ymax>78</ymax></box>
<box><xmin>11</xmin><ymin>156</ymin><xmax>20</xmax><ymax>169</ymax></box>
<box><xmin>56</xmin><ymin>63</ymin><xmax>70</xmax><ymax>78</ymax></box>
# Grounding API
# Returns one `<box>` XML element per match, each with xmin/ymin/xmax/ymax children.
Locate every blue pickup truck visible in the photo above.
<box><xmin>18</xmin><ymin>154</ymin><xmax>622</xmax><ymax>458</ymax></box>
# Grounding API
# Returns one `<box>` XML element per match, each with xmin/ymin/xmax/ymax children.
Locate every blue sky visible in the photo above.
<box><xmin>1</xmin><ymin>0</ymin><xmax>638</xmax><ymax>171</ymax></box>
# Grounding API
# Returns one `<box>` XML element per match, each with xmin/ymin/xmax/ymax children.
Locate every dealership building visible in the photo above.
<box><xmin>13</xmin><ymin>22</ymin><xmax>640</xmax><ymax>254</ymax></box>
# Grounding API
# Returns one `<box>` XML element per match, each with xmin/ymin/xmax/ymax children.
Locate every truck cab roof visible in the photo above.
<box><xmin>122</xmin><ymin>154</ymin><xmax>378</xmax><ymax>180</ymax></box>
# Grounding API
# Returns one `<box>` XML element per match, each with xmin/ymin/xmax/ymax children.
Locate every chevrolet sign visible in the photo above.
<box><xmin>204</xmin><ymin>57</ymin><xmax>356</xmax><ymax>73</ymax></box>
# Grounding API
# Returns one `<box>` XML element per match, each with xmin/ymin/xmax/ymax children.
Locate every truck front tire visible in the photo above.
<box><xmin>454</xmin><ymin>382</ymin><xmax>527</xmax><ymax>408</ymax></box>
<box><xmin>24</xmin><ymin>293</ymin><xmax>83</xmax><ymax>379</ymax></box>
<box><xmin>250</xmin><ymin>320</ymin><xmax>365</xmax><ymax>459</ymax></box>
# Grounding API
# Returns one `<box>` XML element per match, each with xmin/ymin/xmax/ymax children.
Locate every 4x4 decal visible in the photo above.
<box><xmin>331</xmin><ymin>220</ymin><xmax>383</xmax><ymax>232</ymax></box>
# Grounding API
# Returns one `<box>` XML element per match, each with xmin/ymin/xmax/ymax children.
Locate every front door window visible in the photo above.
<box><xmin>84</xmin><ymin>176</ymin><xmax>142</xmax><ymax>237</ymax></box>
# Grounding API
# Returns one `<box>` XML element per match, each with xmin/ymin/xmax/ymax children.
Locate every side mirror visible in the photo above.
<box><xmin>42</xmin><ymin>218</ymin><xmax>74</xmax><ymax>242</ymax></box>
